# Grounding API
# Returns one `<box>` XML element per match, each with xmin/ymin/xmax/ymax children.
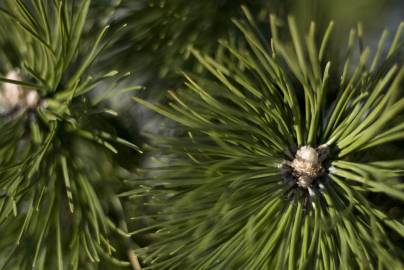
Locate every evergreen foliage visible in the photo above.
<box><xmin>0</xmin><ymin>1</ymin><xmax>140</xmax><ymax>269</ymax></box>
<box><xmin>0</xmin><ymin>1</ymin><xmax>403</xmax><ymax>269</ymax></box>
<box><xmin>101</xmin><ymin>0</ymin><xmax>287</xmax><ymax>94</ymax></box>
<box><xmin>132</xmin><ymin>9</ymin><xmax>404</xmax><ymax>269</ymax></box>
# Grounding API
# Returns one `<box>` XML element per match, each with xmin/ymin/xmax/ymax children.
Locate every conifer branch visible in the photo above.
<box><xmin>0</xmin><ymin>0</ymin><xmax>140</xmax><ymax>268</ymax></box>
<box><xmin>132</xmin><ymin>9</ymin><xmax>404</xmax><ymax>269</ymax></box>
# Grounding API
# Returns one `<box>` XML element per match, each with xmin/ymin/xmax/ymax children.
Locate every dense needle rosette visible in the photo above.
<box><xmin>132</xmin><ymin>8</ymin><xmax>404</xmax><ymax>270</ymax></box>
<box><xmin>0</xmin><ymin>1</ymin><xmax>140</xmax><ymax>268</ymax></box>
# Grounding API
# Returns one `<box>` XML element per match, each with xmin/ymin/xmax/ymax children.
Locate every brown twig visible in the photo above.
<box><xmin>127</xmin><ymin>248</ymin><xmax>142</xmax><ymax>270</ymax></box>
<box><xmin>112</xmin><ymin>196</ymin><xmax>142</xmax><ymax>270</ymax></box>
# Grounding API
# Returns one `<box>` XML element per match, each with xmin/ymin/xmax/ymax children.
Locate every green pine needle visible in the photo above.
<box><xmin>132</xmin><ymin>9</ymin><xmax>404</xmax><ymax>270</ymax></box>
<box><xmin>0</xmin><ymin>1</ymin><xmax>140</xmax><ymax>269</ymax></box>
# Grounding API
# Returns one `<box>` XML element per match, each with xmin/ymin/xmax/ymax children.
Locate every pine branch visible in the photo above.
<box><xmin>0</xmin><ymin>1</ymin><xmax>140</xmax><ymax>269</ymax></box>
<box><xmin>132</xmin><ymin>8</ymin><xmax>404</xmax><ymax>269</ymax></box>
